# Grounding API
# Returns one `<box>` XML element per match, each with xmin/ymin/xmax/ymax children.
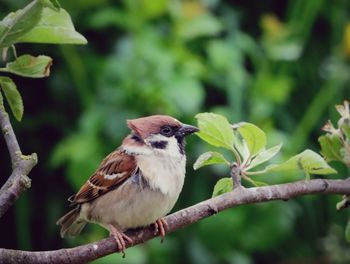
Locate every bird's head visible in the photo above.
<box><xmin>126</xmin><ymin>115</ymin><xmax>198</xmax><ymax>155</ymax></box>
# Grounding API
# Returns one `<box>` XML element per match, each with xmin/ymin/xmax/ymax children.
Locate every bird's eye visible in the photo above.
<box><xmin>160</xmin><ymin>126</ymin><xmax>173</xmax><ymax>137</ymax></box>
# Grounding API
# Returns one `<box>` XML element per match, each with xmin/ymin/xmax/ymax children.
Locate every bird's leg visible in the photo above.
<box><xmin>153</xmin><ymin>218</ymin><xmax>169</xmax><ymax>243</ymax></box>
<box><xmin>108</xmin><ymin>224</ymin><xmax>133</xmax><ymax>258</ymax></box>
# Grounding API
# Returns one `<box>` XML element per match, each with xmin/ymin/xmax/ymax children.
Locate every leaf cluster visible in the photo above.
<box><xmin>194</xmin><ymin>113</ymin><xmax>336</xmax><ymax>196</ymax></box>
<box><xmin>0</xmin><ymin>0</ymin><xmax>86</xmax><ymax>121</ymax></box>
<box><xmin>319</xmin><ymin>100</ymin><xmax>350</xmax><ymax>167</ymax></box>
<box><xmin>318</xmin><ymin>101</ymin><xmax>350</xmax><ymax>242</ymax></box>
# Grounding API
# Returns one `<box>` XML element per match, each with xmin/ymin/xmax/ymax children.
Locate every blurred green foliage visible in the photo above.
<box><xmin>0</xmin><ymin>0</ymin><xmax>350</xmax><ymax>263</ymax></box>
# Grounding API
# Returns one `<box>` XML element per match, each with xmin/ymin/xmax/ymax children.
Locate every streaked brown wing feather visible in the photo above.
<box><xmin>70</xmin><ymin>150</ymin><xmax>137</xmax><ymax>204</ymax></box>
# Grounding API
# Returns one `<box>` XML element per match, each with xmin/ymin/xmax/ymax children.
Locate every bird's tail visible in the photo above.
<box><xmin>56</xmin><ymin>206</ymin><xmax>86</xmax><ymax>238</ymax></box>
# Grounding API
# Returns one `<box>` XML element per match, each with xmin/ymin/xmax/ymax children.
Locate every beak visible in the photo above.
<box><xmin>177</xmin><ymin>124</ymin><xmax>199</xmax><ymax>137</ymax></box>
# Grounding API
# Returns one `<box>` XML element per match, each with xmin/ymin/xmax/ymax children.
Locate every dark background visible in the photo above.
<box><xmin>1</xmin><ymin>0</ymin><xmax>350</xmax><ymax>263</ymax></box>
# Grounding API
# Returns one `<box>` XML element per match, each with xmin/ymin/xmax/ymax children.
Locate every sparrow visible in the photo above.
<box><xmin>56</xmin><ymin>115</ymin><xmax>198</xmax><ymax>256</ymax></box>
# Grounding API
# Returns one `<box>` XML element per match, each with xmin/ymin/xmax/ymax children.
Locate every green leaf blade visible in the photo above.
<box><xmin>340</xmin><ymin>118</ymin><xmax>350</xmax><ymax>139</ymax></box>
<box><xmin>0</xmin><ymin>77</ymin><xmax>23</xmax><ymax>121</ymax></box>
<box><xmin>195</xmin><ymin>112</ymin><xmax>234</xmax><ymax>150</ymax></box>
<box><xmin>0</xmin><ymin>1</ymin><xmax>43</xmax><ymax>47</ymax></box>
<box><xmin>17</xmin><ymin>8</ymin><xmax>87</xmax><ymax>45</ymax></box>
<box><xmin>39</xmin><ymin>0</ymin><xmax>61</xmax><ymax>11</ymax></box>
<box><xmin>267</xmin><ymin>149</ymin><xmax>337</xmax><ymax>176</ymax></box>
<box><xmin>212</xmin><ymin>177</ymin><xmax>233</xmax><ymax>197</ymax></box>
<box><xmin>247</xmin><ymin>143</ymin><xmax>282</xmax><ymax>170</ymax></box>
<box><xmin>237</xmin><ymin>122</ymin><xmax>267</xmax><ymax>157</ymax></box>
<box><xmin>2</xmin><ymin>54</ymin><xmax>53</xmax><ymax>78</ymax></box>
<box><xmin>193</xmin><ymin>151</ymin><xmax>230</xmax><ymax>170</ymax></box>
<box><xmin>244</xmin><ymin>176</ymin><xmax>269</xmax><ymax>187</ymax></box>
<box><xmin>318</xmin><ymin>134</ymin><xmax>344</xmax><ymax>163</ymax></box>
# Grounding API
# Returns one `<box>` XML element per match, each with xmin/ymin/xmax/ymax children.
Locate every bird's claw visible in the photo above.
<box><xmin>153</xmin><ymin>218</ymin><xmax>168</xmax><ymax>243</ymax></box>
<box><xmin>109</xmin><ymin>224</ymin><xmax>133</xmax><ymax>258</ymax></box>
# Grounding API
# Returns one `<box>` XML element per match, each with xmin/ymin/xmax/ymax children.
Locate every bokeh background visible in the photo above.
<box><xmin>1</xmin><ymin>0</ymin><xmax>350</xmax><ymax>263</ymax></box>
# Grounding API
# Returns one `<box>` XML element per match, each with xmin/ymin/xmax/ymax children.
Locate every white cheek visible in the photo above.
<box><xmin>139</xmin><ymin>134</ymin><xmax>186</xmax><ymax>196</ymax></box>
<box><xmin>165</xmin><ymin>137</ymin><xmax>182</xmax><ymax>157</ymax></box>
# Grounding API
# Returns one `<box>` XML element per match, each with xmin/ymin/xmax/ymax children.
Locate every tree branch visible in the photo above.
<box><xmin>0</xmin><ymin>106</ymin><xmax>37</xmax><ymax>218</ymax></box>
<box><xmin>0</xmin><ymin>177</ymin><xmax>349</xmax><ymax>264</ymax></box>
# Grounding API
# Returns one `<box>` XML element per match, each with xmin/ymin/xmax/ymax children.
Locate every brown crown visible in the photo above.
<box><xmin>127</xmin><ymin>115</ymin><xmax>181</xmax><ymax>139</ymax></box>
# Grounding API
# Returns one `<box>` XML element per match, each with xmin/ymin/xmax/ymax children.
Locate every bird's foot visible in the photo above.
<box><xmin>153</xmin><ymin>218</ymin><xmax>168</xmax><ymax>243</ymax></box>
<box><xmin>108</xmin><ymin>224</ymin><xmax>133</xmax><ymax>258</ymax></box>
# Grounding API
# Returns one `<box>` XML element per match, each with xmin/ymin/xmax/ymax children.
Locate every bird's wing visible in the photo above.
<box><xmin>69</xmin><ymin>150</ymin><xmax>137</xmax><ymax>204</ymax></box>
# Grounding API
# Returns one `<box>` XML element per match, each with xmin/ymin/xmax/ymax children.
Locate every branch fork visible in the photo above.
<box><xmin>0</xmin><ymin>106</ymin><xmax>37</xmax><ymax>218</ymax></box>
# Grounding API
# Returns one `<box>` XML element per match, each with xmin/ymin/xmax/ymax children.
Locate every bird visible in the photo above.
<box><xmin>56</xmin><ymin>115</ymin><xmax>198</xmax><ymax>256</ymax></box>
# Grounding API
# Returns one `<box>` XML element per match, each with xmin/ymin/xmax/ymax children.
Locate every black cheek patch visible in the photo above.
<box><xmin>150</xmin><ymin>141</ymin><xmax>168</xmax><ymax>149</ymax></box>
<box><xmin>176</xmin><ymin>136</ymin><xmax>186</xmax><ymax>155</ymax></box>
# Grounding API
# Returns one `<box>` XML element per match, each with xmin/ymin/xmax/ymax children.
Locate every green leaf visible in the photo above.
<box><xmin>0</xmin><ymin>1</ymin><xmax>43</xmax><ymax>47</ymax></box>
<box><xmin>195</xmin><ymin>113</ymin><xmax>235</xmax><ymax>150</ymax></box>
<box><xmin>318</xmin><ymin>134</ymin><xmax>344</xmax><ymax>163</ymax></box>
<box><xmin>1</xmin><ymin>54</ymin><xmax>52</xmax><ymax>78</ymax></box>
<box><xmin>193</xmin><ymin>151</ymin><xmax>230</xmax><ymax>170</ymax></box>
<box><xmin>244</xmin><ymin>176</ymin><xmax>269</xmax><ymax>187</ymax></box>
<box><xmin>0</xmin><ymin>77</ymin><xmax>23</xmax><ymax>121</ymax></box>
<box><xmin>237</xmin><ymin>122</ymin><xmax>267</xmax><ymax>157</ymax></box>
<box><xmin>247</xmin><ymin>143</ymin><xmax>282</xmax><ymax>170</ymax></box>
<box><xmin>17</xmin><ymin>8</ymin><xmax>87</xmax><ymax>45</ymax></box>
<box><xmin>251</xmin><ymin>180</ymin><xmax>268</xmax><ymax>187</ymax></box>
<box><xmin>212</xmin><ymin>177</ymin><xmax>233</xmax><ymax>197</ymax></box>
<box><xmin>232</xmin><ymin>129</ymin><xmax>250</xmax><ymax>161</ymax></box>
<box><xmin>340</xmin><ymin>117</ymin><xmax>350</xmax><ymax>139</ymax></box>
<box><xmin>346</xmin><ymin>221</ymin><xmax>350</xmax><ymax>243</ymax></box>
<box><xmin>39</xmin><ymin>0</ymin><xmax>61</xmax><ymax>11</ymax></box>
<box><xmin>267</xmin><ymin>149</ymin><xmax>337</xmax><ymax>176</ymax></box>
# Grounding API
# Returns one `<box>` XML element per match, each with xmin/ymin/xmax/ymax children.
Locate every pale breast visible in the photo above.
<box><xmin>135</xmin><ymin>153</ymin><xmax>186</xmax><ymax>197</ymax></box>
<box><xmin>82</xmin><ymin>164</ymin><xmax>185</xmax><ymax>230</ymax></box>
<box><xmin>81</xmin><ymin>144</ymin><xmax>187</xmax><ymax>230</ymax></box>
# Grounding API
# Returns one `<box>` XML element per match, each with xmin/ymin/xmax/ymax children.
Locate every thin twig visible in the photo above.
<box><xmin>0</xmin><ymin>106</ymin><xmax>37</xmax><ymax>218</ymax></box>
<box><xmin>0</xmin><ymin>177</ymin><xmax>349</xmax><ymax>264</ymax></box>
